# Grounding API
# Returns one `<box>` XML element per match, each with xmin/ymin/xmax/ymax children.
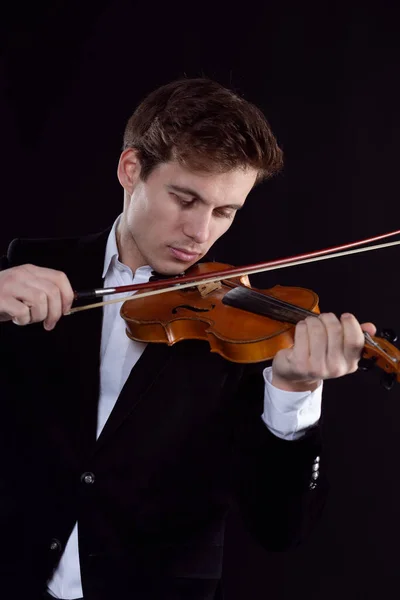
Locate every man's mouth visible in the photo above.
<box><xmin>168</xmin><ymin>246</ymin><xmax>201</xmax><ymax>262</ymax></box>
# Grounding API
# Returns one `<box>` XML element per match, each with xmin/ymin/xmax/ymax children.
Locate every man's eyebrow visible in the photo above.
<box><xmin>167</xmin><ymin>184</ymin><xmax>243</xmax><ymax>210</ymax></box>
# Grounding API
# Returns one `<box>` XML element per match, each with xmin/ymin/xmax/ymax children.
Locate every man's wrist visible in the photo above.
<box><xmin>271</xmin><ymin>373</ymin><xmax>322</xmax><ymax>393</ymax></box>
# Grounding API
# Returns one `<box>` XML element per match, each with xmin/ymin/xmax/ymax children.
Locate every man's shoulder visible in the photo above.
<box><xmin>6</xmin><ymin>235</ymin><xmax>81</xmax><ymax>267</ymax></box>
<box><xmin>3</xmin><ymin>227</ymin><xmax>112</xmax><ymax>271</ymax></box>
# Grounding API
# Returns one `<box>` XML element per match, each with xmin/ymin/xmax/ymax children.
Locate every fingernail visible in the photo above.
<box><xmin>342</xmin><ymin>313</ymin><xmax>353</xmax><ymax>319</ymax></box>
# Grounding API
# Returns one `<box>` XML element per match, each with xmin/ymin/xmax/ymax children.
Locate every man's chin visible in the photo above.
<box><xmin>151</xmin><ymin>255</ymin><xmax>201</xmax><ymax>277</ymax></box>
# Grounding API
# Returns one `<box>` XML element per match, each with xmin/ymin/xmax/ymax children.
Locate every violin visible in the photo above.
<box><xmin>71</xmin><ymin>229</ymin><xmax>400</xmax><ymax>388</ymax></box>
<box><xmin>117</xmin><ymin>261</ymin><xmax>399</xmax><ymax>388</ymax></box>
<box><xmin>120</xmin><ymin>261</ymin><xmax>319</xmax><ymax>363</ymax></box>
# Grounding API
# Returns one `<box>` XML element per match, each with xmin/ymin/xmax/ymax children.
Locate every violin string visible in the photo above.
<box><xmin>67</xmin><ymin>238</ymin><xmax>400</xmax><ymax>315</ymax></box>
<box><xmin>363</xmin><ymin>331</ymin><xmax>398</xmax><ymax>363</ymax></box>
<box><xmin>222</xmin><ymin>285</ymin><xmax>316</xmax><ymax>324</ymax></box>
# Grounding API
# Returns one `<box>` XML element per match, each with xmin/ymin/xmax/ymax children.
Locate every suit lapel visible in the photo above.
<box><xmin>93</xmin><ymin>342</ymin><xmax>173</xmax><ymax>454</ymax></box>
<box><xmin>59</xmin><ymin>228</ymin><xmax>111</xmax><ymax>455</ymax></box>
<box><xmin>64</xmin><ymin>227</ymin><xmax>174</xmax><ymax>455</ymax></box>
<box><xmin>51</xmin><ymin>229</ymin><xmax>181</xmax><ymax>455</ymax></box>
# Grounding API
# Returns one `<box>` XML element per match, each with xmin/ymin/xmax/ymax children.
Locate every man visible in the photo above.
<box><xmin>0</xmin><ymin>78</ymin><xmax>375</xmax><ymax>600</ymax></box>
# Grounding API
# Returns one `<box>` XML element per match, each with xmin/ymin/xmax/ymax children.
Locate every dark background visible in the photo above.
<box><xmin>1</xmin><ymin>1</ymin><xmax>400</xmax><ymax>597</ymax></box>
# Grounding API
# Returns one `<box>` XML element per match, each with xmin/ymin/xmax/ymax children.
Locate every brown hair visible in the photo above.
<box><xmin>123</xmin><ymin>78</ymin><xmax>283</xmax><ymax>183</ymax></box>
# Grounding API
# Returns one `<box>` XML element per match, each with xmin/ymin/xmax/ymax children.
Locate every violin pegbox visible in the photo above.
<box><xmin>361</xmin><ymin>331</ymin><xmax>400</xmax><ymax>389</ymax></box>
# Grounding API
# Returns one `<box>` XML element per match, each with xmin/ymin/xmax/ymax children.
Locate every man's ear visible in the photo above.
<box><xmin>117</xmin><ymin>148</ymin><xmax>141</xmax><ymax>194</ymax></box>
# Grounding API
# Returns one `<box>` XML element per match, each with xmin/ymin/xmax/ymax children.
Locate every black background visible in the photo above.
<box><xmin>1</xmin><ymin>1</ymin><xmax>400</xmax><ymax>597</ymax></box>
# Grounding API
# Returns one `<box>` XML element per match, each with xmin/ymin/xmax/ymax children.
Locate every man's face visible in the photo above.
<box><xmin>119</xmin><ymin>154</ymin><xmax>258</xmax><ymax>275</ymax></box>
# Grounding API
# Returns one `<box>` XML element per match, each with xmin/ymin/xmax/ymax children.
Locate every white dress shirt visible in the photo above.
<box><xmin>47</xmin><ymin>217</ymin><xmax>322</xmax><ymax>599</ymax></box>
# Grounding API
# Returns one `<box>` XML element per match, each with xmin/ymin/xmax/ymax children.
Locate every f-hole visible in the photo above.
<box><xmin>172</xmin><ymin>304</ymin><xmax>216</xmax><ymax>314</ymax></box>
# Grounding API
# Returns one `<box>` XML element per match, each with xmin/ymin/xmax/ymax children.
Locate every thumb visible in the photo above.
<box><xmin>361</xmin><ymin>321</ymin><xmax>377</xmax><ymax>337</ymax></box>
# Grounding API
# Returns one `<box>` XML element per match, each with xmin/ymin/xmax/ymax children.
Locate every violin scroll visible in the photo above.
<box><xmin>361</xmin><ymin>331</ymin><xmax>400</xmax><ymax>389</ymax></box>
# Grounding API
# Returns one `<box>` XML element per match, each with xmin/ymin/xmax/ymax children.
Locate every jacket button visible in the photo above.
<box><xmin>50</xmin><ymin>538</ymin><xmax>62</xmax><ymax>552</ymax></box>
<box><xmin>80</xmin><ymin>471</ymin><xmax>95</xmax><ymax>484</ymax></box>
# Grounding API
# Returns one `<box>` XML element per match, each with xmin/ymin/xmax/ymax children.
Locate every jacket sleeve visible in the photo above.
<box><xmin>231</xmin><ymin>362</ymin><xmax>328</xmax><ymax>552</ymax></box>
<box><xmin>1</xmin><ymin>238</ymin><xmax>29</xmax><ymax>270</ymax></box>
<box><xmin>0</xmin><ymin>254</ymin><xmax>9</xmax><ymax>271</ymax></box>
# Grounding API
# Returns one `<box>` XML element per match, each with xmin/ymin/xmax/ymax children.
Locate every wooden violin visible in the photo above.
<box><xmin>118</xmin><ymin>261</ymin><xmax>400</xmax><ymax>388</ymax></box>
<box><xmin>71</xmin><ymin>229</ymin><xmax>400</xmax><ymax>388</ymax></box>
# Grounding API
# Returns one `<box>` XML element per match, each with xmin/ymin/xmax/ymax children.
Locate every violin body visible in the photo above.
<box><xmin>120</xmin><ymin>262</ymin><xmax>320</xmax><ymax>363</ymax></box>
<box><xmin>74</xmin><ymin>236</ymin><xmax>400</xmax><ymax>384</ymax></box>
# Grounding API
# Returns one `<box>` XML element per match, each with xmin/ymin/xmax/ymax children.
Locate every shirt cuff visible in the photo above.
<box><xmin>261</xmin><ymin>366</ymin><xmax>322</xmax><ymax>441</ymax></box>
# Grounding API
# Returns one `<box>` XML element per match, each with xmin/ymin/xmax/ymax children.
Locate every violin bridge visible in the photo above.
<box><xmin>197</xmin><ymin>281</ymin><xmax>222</xmax><ymax>297</ymax></box>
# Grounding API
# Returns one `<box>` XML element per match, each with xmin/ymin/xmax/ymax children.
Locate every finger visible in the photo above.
<box><xmin>24</xmin><ymin>265</ymin><xmax>75</xmax><ymax>313</ymax></box>
<box><xmin>25</xmin><ymin>288</ymin><xmax>49</xmax><ymax>324</ymax></box>
<box><xmin>318</xmin><ymin>312</ymin><xmax>344</xmax><ymax>365</ymax></box>
<box><xmin>283</xmin><ymin>319</ymin><xmax>311</xmax><ymax>379</ymax></box>
<box><xmin>360</xmin><ymin>321</ymin><xmax>377</xmax><ymax>337</ymax></box>
<box><xmin>292</xmin><ymin>319</ymin><xmax>310</xmax><ymax>356</ymax></box>
<box><xmin>341</xmin><ymin>313</ymin><xmax>365</xmax><ymax>366</ymax></box>
<box><xmin>30</xmin><ymin>279</ymin><xmax>62</xmax><ymax>330</ymax></box>
<box><xmin>303</xmin><ymin>315</ymin><xmax>328</xmax><ymax>366</ymax></box>
<box><xmin>5</xmin><ymin>299</ymin><xmax>32</xmax><ymax>326</ymax></box>
<box><xmin>2</xmin><ymin>281</ymin><xmax>48</xmax><ymax>323</ymax></box>
<box><xmin>272</xmin><ymin>320</ymin><xmax>309</xmax><ymax>381</ymax></box>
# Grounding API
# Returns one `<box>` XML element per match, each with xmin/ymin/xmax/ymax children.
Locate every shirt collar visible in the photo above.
<box><xmin>102</xmin><ymin>215</ymin><xmax>152</xmax><ymax>281</ymax></box>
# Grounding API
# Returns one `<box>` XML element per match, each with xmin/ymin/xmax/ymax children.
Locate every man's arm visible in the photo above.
<box><xmin>232</xmin><ymin>363</ymin><xmax>327</xmax><ymax>552</ymax></box>
<box><xmin>233</xmin><ymin>309</ymin><xmax>375</xmax><ymax>551</ymax></box>
<box><xmin>262</xmin><ymin>366</ymin><xmax>322</xmax><ymax>440</ymax></box>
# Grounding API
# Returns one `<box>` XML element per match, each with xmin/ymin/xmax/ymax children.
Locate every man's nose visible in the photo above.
<box><xmin>183</xmin><ymin>212</ymin><xmax>211</xmax><ymax>244</ymax></box>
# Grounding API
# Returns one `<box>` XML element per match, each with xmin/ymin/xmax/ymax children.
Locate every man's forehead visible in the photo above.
<box><xmin>158</xmin><ymin>161</ymin><xmax>257</xmax><ymax>201</ymax></box>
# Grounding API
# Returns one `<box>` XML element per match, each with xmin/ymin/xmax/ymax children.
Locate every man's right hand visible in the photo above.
<box><xmin>0</xmin><ymin>264</ymin><xmax>75</xmax><ymax>330</ymax></box>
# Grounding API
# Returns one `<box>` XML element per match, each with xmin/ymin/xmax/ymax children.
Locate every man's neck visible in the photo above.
<box><xmin>115</xmin><ymin>216</ymin><xmax>146</xmax><ymax>274</ymax></box>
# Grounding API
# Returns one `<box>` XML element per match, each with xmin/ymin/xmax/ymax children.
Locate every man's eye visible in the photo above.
<box><xmin>214</xmin><ymin>209</ymin><xmax>234</xmax><ymax>219</ymax></box>
<box><xmin>171</xmin><ymin>193</ymin><xmax>192</xmax><ymax>207</ymax></box>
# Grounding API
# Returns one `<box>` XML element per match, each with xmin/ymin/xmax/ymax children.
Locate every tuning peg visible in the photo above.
<box><xmin>380</xmin><ymin>328</ymin><xmax>398</xmax><ymax>344</ymax></box>
<box><xmin>358</xmin><ymin>356</ymin><xmax>377</xmax><ymax>372</ymax></box>
<box><xmin>380</xmin><ymin>372</ymin><xmax>397</xmax><ymax>391</ymax></box>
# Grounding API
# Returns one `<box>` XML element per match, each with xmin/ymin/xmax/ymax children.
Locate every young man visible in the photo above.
<box><xmin>0</xmin><ymin>79</ymin><xmax>375</xmax><ymax>600</ymax></box>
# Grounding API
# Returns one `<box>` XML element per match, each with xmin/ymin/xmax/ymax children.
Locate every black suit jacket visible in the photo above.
<box><xmin>0</xmin><ymin>229</ymin><xmax>326</xmax><ymax>600</ymax></box>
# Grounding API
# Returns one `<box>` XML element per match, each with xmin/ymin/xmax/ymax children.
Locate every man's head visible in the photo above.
<box><xmin>117</xmin><ymin>78</ymin><xmax>283</xmax><ymax>274</ymax></box>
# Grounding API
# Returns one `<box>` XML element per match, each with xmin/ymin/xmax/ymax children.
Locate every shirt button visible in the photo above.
<box><xmin>50</xmin><ymin>538</ymin><xmax>62</xmax><ymax>552</ymax></box>
<box><xmin>81</xmin><ymin>471</ymin><xmax>95</xmax><ymax>485</ymax></box>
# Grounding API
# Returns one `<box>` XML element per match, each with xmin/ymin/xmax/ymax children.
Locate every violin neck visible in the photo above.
<box><xmin>222</xmin><ymin>285</ymin><xmax>315</xmax><ymax>325</ymax></box>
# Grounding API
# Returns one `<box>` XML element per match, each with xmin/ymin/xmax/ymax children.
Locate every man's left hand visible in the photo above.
<box><xmin>271</xmin><ymin>312</ymin><xmax>376</xmax><ymax>392</ymax></box>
